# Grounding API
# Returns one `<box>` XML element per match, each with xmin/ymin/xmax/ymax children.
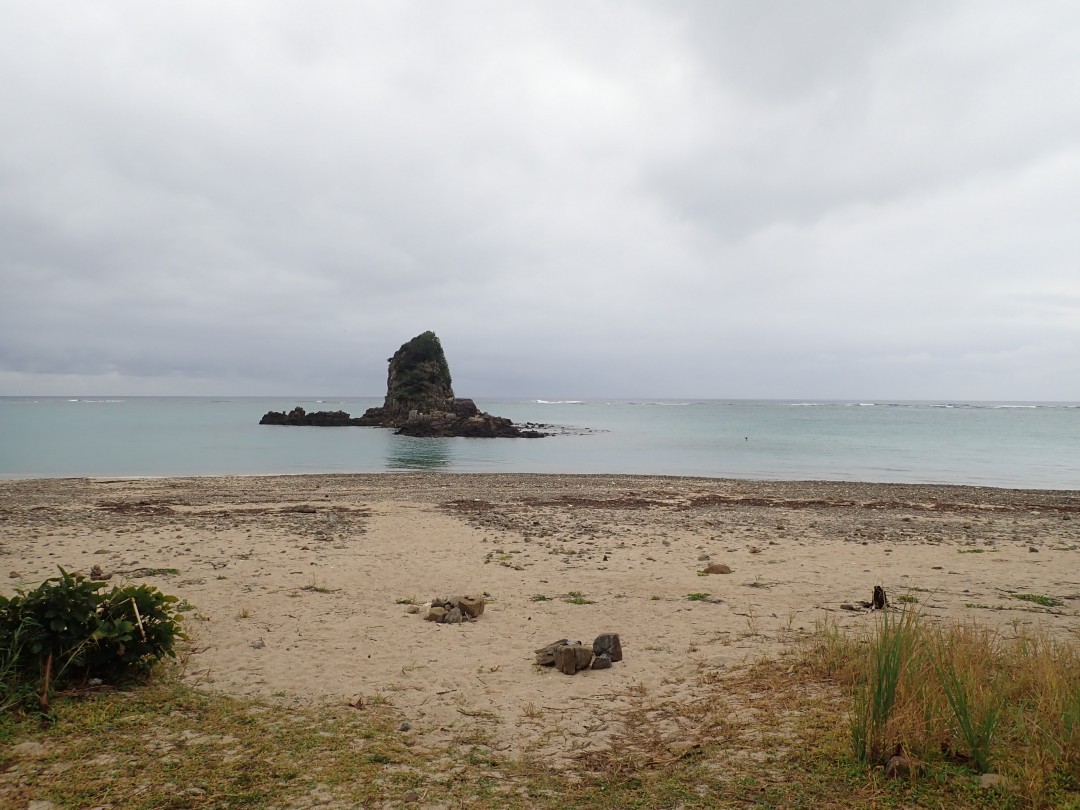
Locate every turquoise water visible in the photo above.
<box><xmin>1</xmin><ymin>397</ymin><xmax>1078</xmax><ymax>488</ymax></box>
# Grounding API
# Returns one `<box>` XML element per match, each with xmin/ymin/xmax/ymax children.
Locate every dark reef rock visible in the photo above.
<box><xmin>259</xmin><ymin>331</ymin><xmax>546</xmax><ymax>437</ymax></box>
<box><xmin>259</xmin><ymin>407</ymin><xmax>362</xmax><ymax>426</ymax></box>
<box><xmin>356</xmin><ymin>331</ymin><xmax>545</xmax><ymax>438</ymax></box>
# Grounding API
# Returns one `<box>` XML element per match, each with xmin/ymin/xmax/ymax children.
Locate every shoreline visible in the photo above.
<box><xmin>3</xmin><ymin>473</ymin><xmax>1078</xmax><ymax>760</ymax></box>
<box><xmin>3</xmin><ymin>469</ymin><xmax>1080</xmax><ymax>494</ymax></box>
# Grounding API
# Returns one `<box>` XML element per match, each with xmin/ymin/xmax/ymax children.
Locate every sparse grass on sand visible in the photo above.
<box><xmin>3</xmin><ymin>617</ymin><xmax>1080</xmax><ymax>809</ymax></box>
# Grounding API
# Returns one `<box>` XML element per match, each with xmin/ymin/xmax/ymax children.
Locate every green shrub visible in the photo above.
<box><xmin>0</xmin><ymin>568</ymin><xmax>187</xmax><ymax>707</ymax></box>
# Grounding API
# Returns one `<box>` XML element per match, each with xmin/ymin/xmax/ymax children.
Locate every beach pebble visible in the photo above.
<box><xmin>1029</xmin><ymin>545</ymin><xmax>1039</xmax><ymax>553</ymax></box>
<box><xmin>555</xmin><ymin>645</ymin><xmax>579</xmax><ymax>675</ymax></box>
<box><xmin>553</xmin><ymin>642</ymin><xmax>594</xmax><ymax>675</ymax></box>
<box><xmin>443</xmin><ymin>606</ymin><xmax>464</xmax><ymax>624</ymax></box>
<box><xmin>425</xmin><ymin>607</ymin><xmax>447</xmax><ymax>622</ymax></box>
<box><xmin>702</xmin><ymin>563</ymin><xmax>732</xmax><ymax>575</ymax></box>
<box><xmin>976</xmin><ymin>773</ymin><xmax>1012</xmax><ymax>791</ymax></box>
<box><xmin>250</xmin><ymin>638</ymin><xmax>265</xmax><ymax>649</ymax></box>
<box><xmin>593</xmin><ymin>633</ymin><xmax>623</xmax><ymax>662</ymax></box>
<box><xmin>12</xmin><ymin>741</ymin><xmax>47</xmax><ymax>758</ymax></box>
<box><xmin>884</xmin><ymin>754</ymin><xmax>921</xmax><ymax>779</ymax></box>
<box><xmin>457</xmin><ymin>594</ymin><xmax>486</xmax><ymax>618</ymax></box>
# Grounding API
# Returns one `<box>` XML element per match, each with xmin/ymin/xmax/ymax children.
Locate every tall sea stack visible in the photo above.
<box><xmin>356</xmin><ymin>332</ymin><xmax>543</xmax><ymax>438</ymax></box>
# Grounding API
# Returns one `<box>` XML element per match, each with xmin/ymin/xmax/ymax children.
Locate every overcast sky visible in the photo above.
<box><xmin>2</xmin><ymin>2</ymin><xmax>1078</xmax><ymax>400</ymax></box>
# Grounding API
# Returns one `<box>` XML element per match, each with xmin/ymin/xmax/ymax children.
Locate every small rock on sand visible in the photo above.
<box><xmin>702</xmin><ymin>563</ymin><xmax>732</xmax><ymax>575</ymax></box>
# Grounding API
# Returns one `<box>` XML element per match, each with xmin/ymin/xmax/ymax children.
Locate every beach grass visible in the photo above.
<box><xmin>5</xmin><ymin>618</ymin><xmax>1080</xmax><ymax>809</ymax></box>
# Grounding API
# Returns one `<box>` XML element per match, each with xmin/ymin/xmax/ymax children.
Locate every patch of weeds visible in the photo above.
<box><xmin>529</xmin><ymin>594</ymin><xmax>550</xmax><ymax>602</ymax></box>
<box><xmin>140</xmin><ymin>567</ymin><xmax>180</xmax><ymax>576</ymax></box>
<box><xmin>301</xmin><ymin>579</ymin><xmax>339</xmax><ymax>594</ymax></box>
<box><xmin>649</xmin><ymin>595</ymin><xmax>661</xmax><ymax>601</ymax></box>
<box><xmin>898</xmin><ymin>594</ymin><xmax>918</xmax><ymax>604</ymax></box>
<box><xmin>564</xmin><ymin>591</ymin><xmax>594</xmax><ymax>605</ymax></box>
<box><xmin>686</xmin><ymin>592</ymin><xmax>710</xmax><ymax>602</ymax></box>
<box><xmin>1011</xmin><ymin>593</ymin><xmax>1063</xmax><ymax>607</ymax></box>
<box><xmin>957</xmin><ymin>548</ymin><xmax>986</xmax><ymax>554</ymax></box>
<box><xmin>0</xmin><ymin>680</ymin><xmax>417</xmax><ymax>808</ymax></box>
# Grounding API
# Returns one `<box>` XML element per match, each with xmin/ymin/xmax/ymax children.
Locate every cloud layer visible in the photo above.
<box><xmin>2</xmin><ymin>1</ymin><xmax>1078</xmax><ymax>399</ymax></box>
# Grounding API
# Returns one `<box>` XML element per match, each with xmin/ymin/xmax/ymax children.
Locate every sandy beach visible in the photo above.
<box><xmin>2</xmin><ymin>473</ymin><xmax>1079</xmax><ymax>762</ymax></box>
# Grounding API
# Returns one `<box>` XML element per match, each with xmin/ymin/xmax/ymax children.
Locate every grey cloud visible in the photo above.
<box><xmin>1</xmin><ymin>1</ymin><xmax>1078</xmax><ymax>400</ymax></box>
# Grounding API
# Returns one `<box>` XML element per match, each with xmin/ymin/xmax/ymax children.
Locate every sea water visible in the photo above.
<box><xmin>0</xmin><ymin>397</ymin><xmax>1077</xmax><ymax>489</ymax></box>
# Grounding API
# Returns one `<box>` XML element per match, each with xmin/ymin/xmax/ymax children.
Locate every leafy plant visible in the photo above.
<box><xmin>686</xmin><ymin>592</ymin><xmax>710</xmax><ymax>602</ymax></box>
<box><xmin>0</xmin><ymin>568</ymin><xmax>187</xmax><ymax>710</ymax></box>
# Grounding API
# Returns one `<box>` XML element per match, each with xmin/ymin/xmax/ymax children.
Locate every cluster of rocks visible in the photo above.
<box><xmin>535</xmin><ymin>633</ymin><xmax>622</xmax><ymax>675</ymax></box>
<box><xmin>259</xmin><ymin>407</ymin><xmax>362</xmax><ymax>426</ymax></box>
<box><xmin>420</xmin><ymin>594</ymin><xmax>486</xmax><ymax>624</ymax></box>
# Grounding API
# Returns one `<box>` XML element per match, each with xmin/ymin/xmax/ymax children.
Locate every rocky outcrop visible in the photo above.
<box><xmin>259</xmin><ymin>407</ymin><xmax>363</xmax><ymax>426</ymax></box>
<box><xmin>356</xmin><ymin>331</ymin><xmax>545</xmax><ymax>438</ymax></box>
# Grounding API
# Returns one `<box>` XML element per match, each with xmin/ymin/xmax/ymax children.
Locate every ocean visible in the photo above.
<box><xmin>1</xmin><ymin>397</ymin><xmax>1077</xmax><ymax>489</ymax></box>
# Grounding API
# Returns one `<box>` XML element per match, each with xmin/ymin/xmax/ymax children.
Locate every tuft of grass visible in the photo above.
<box><xmin>563</xmin><ymin>591</ymin><xmax>594</xmax><ymax>605</ymax></box>
<box><xmin>686</xmin><ymin>592</ymin><xmax>710</xmax><ymax>602</ymax></box>
<box><xmin>529</xmin><ymin>594</ymin><xmax>550</xmax><ymax>602</ymax></box>
<box><xmin>937</xmin><ymin>647</ymin><xmax>1002</xmax><ymax>774</ymax></box>
<box><xmin>850</xmin><ymin>607</ymin><xmax>918</xmax><ymax>766</ymax></box>
<box><xmin>1011</xmin><ymin>593</ymin><xmax>1063</xmax><ymax>607</ymax></box>
<box><xmin>801</xmin><ymin>611</ymin><xmax>1080</xmax><ymax>799</ymax></box>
